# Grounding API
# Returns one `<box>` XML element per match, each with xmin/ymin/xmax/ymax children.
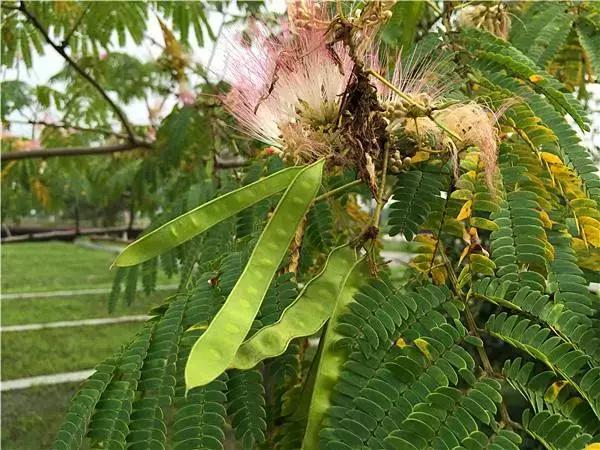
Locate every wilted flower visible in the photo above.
<box><xmin>287</xmin><ymin>0</ymin><xmax>330</xmax><ymax>34</ymax></box>
<box><xmin>369</xmin><ymin>47</ymin><xmax>501</xmax><ymax>187</ymax></box>
<box><xmin>402</xmin><ymin>103</ymin><xmax>501</xmax><ymax>189</ymax></box>
<box><xmin>455</xmin><ymin>3</ymin><xmax>511</xmax><ymax>40</ymax></box>
<box><xmin>222</xmin><ymin>24</ymin><xmax>353</xmax><ymax>162</ymax></box>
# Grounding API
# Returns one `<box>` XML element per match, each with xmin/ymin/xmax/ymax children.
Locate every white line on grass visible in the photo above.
<box><xmin>1</xmin><ymin>315</ymin><xmax>149</xmax><ymax>332</ymax></box>
<box><xmin>2</xmin><ymin>284</ymin><xmax>178</xmax><ymax>300</ymax></box>
<box><xmin>1</xmin><ymin>370</ymin><xmax>94</xmax><ymax>391</ymax></box>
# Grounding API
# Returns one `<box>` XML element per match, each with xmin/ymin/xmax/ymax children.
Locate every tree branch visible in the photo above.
<box><xmin>18</xmin><ymin>1</ymin><xmax>138</xmax><ymax>142</ymax></box>
<box><xmin>1</xmin><ymin>142</ymin><xmax>249</xmax><ymax>170</ymax></box>
<box><xmin>9</xmin><ymin>119</ymin><xmax>128</xmax><ymax>139</ymax></box>
<box><xmin>1</xmin><ymin>142</ymin><xmax>151</xmax><ymax>161</ymax></box>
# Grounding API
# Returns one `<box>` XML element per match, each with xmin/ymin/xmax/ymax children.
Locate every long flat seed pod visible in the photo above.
<box><xmin>301</xmin><ymin>256</ymin><xmax>369</xmax><ymax>450</ymax></box>
<box><xmin>185</xmin><ymin>159</ymin><xmax>325</xmax><ymax>390</ymax></box>
<box><xmin>230</xmin><ymin>245</ymin><xmax>359</xmax><ymax>370</ymax></box>
<box><xmin>113</xmin><ymin>166</ymin><xmax>304</xmax><ymax>267</ymax></box>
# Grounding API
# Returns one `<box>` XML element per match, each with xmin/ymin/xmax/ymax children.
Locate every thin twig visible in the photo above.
<box><xmin>372</xmin><ymin>146</ymin><xmax>390</xmax><ymax>229</ymax></box>
<box><xmin>59</xmin><ymin>3</ymin><xmax>91</xmax><ymax>49</ymax></box>
<box><xmin>18</xmin><ymin>1</ymin><xmax>138</xmax><ymax>142</ymax></box>
<box><xmin>426</xmin><ymin>181</ymin><xmax>451</xmax><ymax>278</ymax></box>
<box><xmin>314</xmin><ymin>179</ymin><xmax>363</xmax><ymax>203</ymax></box>
<box><xmin>440</xmin><ymin>249</ymin><xmax>522</xmax><ymax>431</ymax></box>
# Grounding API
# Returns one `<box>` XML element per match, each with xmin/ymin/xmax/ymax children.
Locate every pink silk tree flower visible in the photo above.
<box><xmin>178</xmin><ymin>86</ymin><xmax>196</xmax><ymax>106</ymax></box>
<box><xmin>221</xmin><ymin>24</ymin><xmax>353</xmax><ymax>162</ymax></box>
<box><xmin>368</xmin><ymin>47</ymin><xmax>455</xmax><ymax>108</ymax></box>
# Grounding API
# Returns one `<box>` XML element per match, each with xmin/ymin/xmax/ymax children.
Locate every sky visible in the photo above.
<box><xmin>3</xmin><ymin>1</ymin><xmax>287</xmax><ymax>137</ymax></box>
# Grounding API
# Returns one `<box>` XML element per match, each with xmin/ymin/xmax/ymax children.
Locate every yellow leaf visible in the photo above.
<box><xmin>465</xmin><ymin>170</ymin><xmax>477</xmax><ymax>181</ymax></box>
<box><xmin>582</xmin><ymin>224</ymin><xmax>600</xmax><ymax>247</ymax></box>
<box><xmin>540</xmin><ymin>152</ymin><xmax>563</xmax><ymax>165</ymax></box>
<box><xmin>414</xmin><ymin>338</ymin><xmax>432</xmax><ymax>360</ymax></box>
<box><xmin>470</xmin><ymin>217</ymin><xmax>499</xmax><ymax>231</ymax></box>
<box><xmin>432</xmin><ymin>266</ymin><xmax>447</xmax><ymax>285</ymax></box>
<box><xmin>451</xmin><ymin>189</ymin><xmax>473</xmax><ymax>201</ymax></box>
<box><xmin>414</xmin><ymin>234</ymin><xmax>437</xmax><ymax>248</ymax></box>
<box><xmin>585</xmin><ymin>444</ymin><xmax>600</xmax><ymax>450</ymax></box>
<box><xmin>544</xmin><ymin>380</ymin><xmax>568</xmax><ymax>403</ymax></box>
<box><xmin>539</xmin><ymin>210</ymin><xmax>553</xmax><ymax>228</ymax></box>
<box><xmin>529</xmin><ymin>74</ymin><xmax>544</xmax><ymax>83</ymax></box>
<box><xmin>571</xmin><ymin>197</ymin><xmax>597</xmax><ymax>207</ymax></box>
<box><xmin>411</xmin><ymin>151</ymin><xmax>430</xmax><ymax>163</ymax></box>
<box><xmin>458</xmin><ymin>246</ymin><xmax>470</xmax><ymax>266</ymax></box>
<box><xmin>0</xmin><ymin>160</ymin><xmax>17</xmax><ymax>179</ymax></box>
<box><xmin>395</xmin><ymin>338</ymin><xmax>408</xmax><ymax>348</ymax></box>
<box><xmin>457</xmin><ymin>200</ymin><xmax>473</xmax><ymax>221</ymax></box>
<box><xmin>32</xmin><ymin>179</ymin><xmax>49</xmax><ymax>208</ymax></box>
<box><xmin>571</xmin><ymin>238</ymin><xmax>600</xmax><ymax>271</ymax></box>
<box><xmin>580</xmin><ymin>216</ymin><xmax>600</xmax><ymax>228</ymax></box>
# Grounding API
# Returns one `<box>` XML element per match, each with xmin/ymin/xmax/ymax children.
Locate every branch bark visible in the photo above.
<box><xmin>9</xmin><ymin>119</ymin><xmax>128</xmax><ymax>139</ymax></box>
<box><xmin>1</xmin><ymin>142</ymin><xmax>151</xmax><ymax>161</ymax></box>
<box><xmin>1</xmin><ymin>142</ymin><xmax>249</xmax><ymax>170</ymax></box>
<box><xmin>18</xmin><ymin>1</ymin><xmax>138</xmax><ymax>142</ymax></box>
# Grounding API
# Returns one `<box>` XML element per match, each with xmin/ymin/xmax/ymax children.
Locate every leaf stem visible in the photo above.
<box><xmin>314</xmin><ymin>179</ymin><xmax>363</xmax><ymax>203</ymax></box>
<box><xmin>372</xmin><ymin>146</ymin><xmax>390</xmax><ymax>229</ymax></box>
<box><xmin>439</xmin><ymin>249</ymin><xmax>521</xmax><ymax>430</ymax></box>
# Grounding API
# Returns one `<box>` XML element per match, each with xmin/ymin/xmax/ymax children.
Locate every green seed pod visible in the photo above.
<box><xmin>113</xmin><ymin>166</ymin><xmax>305</xmax><ymax>267</ymax></box>
<box><xmin>301</xmin><ymin>256</ymin><xmax>369</xmax><ymax>449</ymax></box>
<box><xmin>185</xmin><ymin>159</ymin><xmax>325</xmax><ymax>390</ymax></box>
<box><xmin>230</xmin><ymin>245</ymin><xmax>360</xmax><ymax>370</ymax></box>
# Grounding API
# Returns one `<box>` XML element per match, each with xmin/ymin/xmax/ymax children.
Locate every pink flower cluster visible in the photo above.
<box><xmin>221</xmin><ymin>22</ymin><xmax>353</xmax><ymax>156</ymax></box>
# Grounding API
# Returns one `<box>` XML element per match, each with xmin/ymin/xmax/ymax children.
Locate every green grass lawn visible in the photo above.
<box><xmin>0</xmin><ymin>241</ymin><xmax>175</xmax><ymax>446</ymax></box>
<box><xmin>1</xmin><ymin>242</ymin><xmax>117</xmax><ymax>293</ymax></box>
<box><xmin>1</xmin><ymin>383</ymin><xmax>86</xmax><ymax>450</ymax></box>
<box><xmin>1</xmin><ymin>241</ymin><xmax>173</xmax><ymax>293</ymax></box>
<box><xmin>1</xmin><ymin>291</ymin><xmax>172</xmax><ymax>326</ymax></box>
<box><xmin>2</xmin><ymin>322</ymin><xmax>143</xmax><ymax>380</ymax></box>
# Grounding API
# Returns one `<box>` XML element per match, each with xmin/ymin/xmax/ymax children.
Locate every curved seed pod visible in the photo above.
<box><xmin>185</xmin><ymin>159</ymin><xmax>325</xmax><ymax>390</ymax></box>
<box><xmin>112</xmin><ymin>166</ymin><xmax>304</xmax><ymax>267</ymax></box>
<box><xmin>301</xmin><ymin>256</ymin><xmax>369</xmax><ymax>450</ymax></box>
<box><xmin>230</xmin><ymin>245</ymin><xmax>359</xmax><ymax>370</ymax></box>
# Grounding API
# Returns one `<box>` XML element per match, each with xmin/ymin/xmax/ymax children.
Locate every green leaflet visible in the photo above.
<box><xmin>230</xmin><ymin>244</ymin><xmax>359</xmax><ymax>371</ymax></box>
<box><xmin>185</xmin><ymin>159</ymin><xmax>325</xmax><ymax>390</ymax></box>
<box><xmin>112</xmin><ymin>166</ymin><xmax>304</xmax><ymax>267</ymax></box>
<box><xmin>301</xmin><ymin>255</ymin><xmax>369</xmax><ymax>450</ymax></box>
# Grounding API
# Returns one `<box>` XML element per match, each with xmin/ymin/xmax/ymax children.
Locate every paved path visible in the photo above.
<box><xmin>1</xmin><ymin>370</ymin><xmax>94</xmax><ymax>391</ymax></box>
<box><xmin>1</xmin><ymin>315</ymin><xmax>149</xmax><ymax>332</ymax></box>
<box><xmin>2</xmin><ymin>284</ymin><xmax>177</xmax><ymax>300</ymax></box>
